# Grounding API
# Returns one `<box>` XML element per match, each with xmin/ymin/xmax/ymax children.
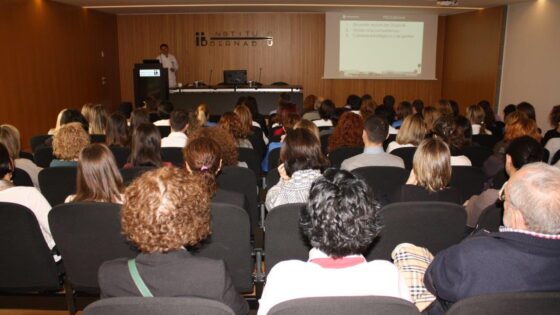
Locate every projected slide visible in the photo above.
<box><xmin>339</xmin><ymin>21</ymin><xmax>424</xmax><ymax>76</ymax></box>
<box><xmin>324</xmin><ymin>12</ymin><xmax>438</xmax><ymax>80</ymax></box>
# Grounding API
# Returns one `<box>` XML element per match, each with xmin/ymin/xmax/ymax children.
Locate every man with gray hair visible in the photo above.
<box><xmin>422</xmin><ymin>162</ymin><xmax>560</xmax><ymax>313</ymax></box>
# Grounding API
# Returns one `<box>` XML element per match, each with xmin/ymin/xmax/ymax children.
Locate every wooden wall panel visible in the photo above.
<box><xmin>0</xmin><ymin>0</ymin><xmax>120</xmax><ymax>150</ymax></box>
<box><xmin>117</xmin><ymin>14</ymin><xmax>446</xmax><ymax>109</ymax></box>
<box><xmin>442</xmin><ymin>6</ymin><xmax>505</xmax><ymax>114</ymax></box>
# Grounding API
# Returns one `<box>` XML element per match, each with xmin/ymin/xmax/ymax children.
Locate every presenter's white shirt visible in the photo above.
<box><xmin>157</xmin><ymin>53</ymin><xmax>179</xmax><ymax>88</ymax></box>
<box><xmin>257</xmin><ymin>248</ymin><xmax>411</xmax><ymax>315</ymax></box>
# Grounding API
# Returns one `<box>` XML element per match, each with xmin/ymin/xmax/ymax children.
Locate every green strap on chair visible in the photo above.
<box><xmin>127</xmin><ymin>259</ymin><xmax>154</xmax><ymax>297</ymax></box>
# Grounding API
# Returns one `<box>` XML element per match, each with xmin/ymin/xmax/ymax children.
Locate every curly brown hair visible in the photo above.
<box><xmin>328</xmin><ymin>112</ymin><xmax>364</xmax><ymax>152</ymax></box>
<box><xmin>53</xmin><ymin>122</ymin><xmax>90</xmax><ymax>160</ymax></box>
<box><xmin>121</xmin><ymin>167</ymin><xmax>212</xmax><ymax>253</ymax></box>
<box><xmin>189</xmin><ymin>127</ymin><xmax>239</xmax><ymax>166</ymax></box>
<box><xmin>183</xmin><ymin>136</ymin><xmax>221</xmax><ymax>196</ymax></box>
<box><xmin>219</xmin><ymin>112</ymin><xmax>250</xmax><ymax>139</ymax></box>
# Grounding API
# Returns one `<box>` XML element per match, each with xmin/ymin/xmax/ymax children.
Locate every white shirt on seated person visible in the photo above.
<box><xmin>161</xmin><ymin>131</ymin><xmax>188</xmax><ymax>148</ymax></box>
<box><xmin>257</xmin><ymin>248</ymin><xmax>411</xmax><ymax>315</ymax></box>
<box><xmin>451</xmin><ymin>155</ymin><xmax>472</xmax><ymax>166</ymax></box>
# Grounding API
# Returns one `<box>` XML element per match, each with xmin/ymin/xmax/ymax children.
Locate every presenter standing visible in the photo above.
<box><xmin>157</xmin><ymin>43</ymin><xmax>179</xmax><ymax>88</ymax></box>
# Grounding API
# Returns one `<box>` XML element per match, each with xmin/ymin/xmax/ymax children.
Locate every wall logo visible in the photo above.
<box><xmin>195</xmin><ymin>31</ymin><xmax>274</xmax><ymax>47</ymax></box>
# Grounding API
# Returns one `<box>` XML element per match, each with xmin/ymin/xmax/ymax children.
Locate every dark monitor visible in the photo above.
<box><xmin>224</xmin><ymin>70</ymin><xmax>247</xmax><ymax>85</ymax></box>
<box><xmin>143</xmin><ymin>59</ymin><xmax>160</xmax><ymax>64</ymax></box>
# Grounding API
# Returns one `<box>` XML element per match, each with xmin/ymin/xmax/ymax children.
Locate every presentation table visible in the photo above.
<box><xmin>169</xmin><ymin>85</ymin><xmax>303</xmax><ymax>115</ymax></box>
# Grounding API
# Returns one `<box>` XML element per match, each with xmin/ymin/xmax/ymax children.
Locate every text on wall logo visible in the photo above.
<box><xmin>195</xmin><ymin>31</ymin><xmax>274</xmax><ymax>47</ymax></box>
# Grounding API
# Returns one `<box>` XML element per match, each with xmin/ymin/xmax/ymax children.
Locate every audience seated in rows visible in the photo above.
<box><xmin>265</xmin><ymin>128</ymin><xmax>328</xmax><ymax>211</ymax></box>
<box><xmin>0</xmin><ymin>143</ymin><xmax>55</xmax><ymax>256</ymax></box>
<box><xmin>65</xmin><ymin>143</ymin><xmax>124</xmax><ymax>204</ymax></box>
<box><xmin>386</xmin><ymin>114</ymin><xmax>427</xmax><ymax>153</ymax></box>
<box><xmin>327</xmin><ymin>112</ymin><xmax>364</xmax><ymax>153</ymax></box>
<box><xmin>341</xmin><ymin>115</ymin><xmax>404</xmax><ymax>171</ymax></box>
<box><xmin>391</xmin><ymin>138</ymin><xmax>461</xmax><ymax>204</ymax></box>
<box><xmin>259</xmin><ymin>169</ymin><xmax>411</xmax><ymax>315</ymax></box>
<box><xmin>261</xmin><ymin>112</ymin><xmax>301</xmax><ymax>172</ymax></box>
<box><xmin>399</xmin><ymin>163</ymin><xmax>560</xmax><ymax>314</ymax></box>
<box><xmin>0</xmin><ymin>124</ymin><xmax>42</xmax><ymax>187</ymax></box>
<box><xmin>161</xmin><ymin>110</ymin><xmax>188</xmax><ymax>148</ymax></box>
<box><xmin>98</xmin><ymin>165</ymin><xmax>249</xmax><ymax>315</ymax></box>
<box><xmin>51</xmin><ymin>122</ymin><xmax>90</xmax><ymax>167</ymax></box>
<box><xmin>464</xmin><ymin>136</ymin><xmax>543</xmax><ymax>227</ymax></box>
<box><xmin>105</xmin><ymin>113</ymin><xmax>130</xmax><ymax>148</ymax></box>
<box><xmin>183</xmin><ymin>136</ymin><xmax>245</xmax><ymax>210</ymax></box>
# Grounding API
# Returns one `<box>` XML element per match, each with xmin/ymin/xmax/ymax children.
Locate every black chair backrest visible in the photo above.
<box><xmin>472</xmin><ymin>134</ymin><xmax>499</xmax><ymax>149</ymax></box>
<box><xmin>461</xmin><ymin>145</ymin><xmax>493</xmax><ymax>168</ymax></box>
<box><xmin>193</xmin><ymin>203</ymin><xmax>253</xmax><ymax>293</ymax></box>
<box><xmin>19</xmin><ymin>151</ymin><xmax>34</xmax><ymax>161</ymax></box>
<box><xmin>120</xmin><ymin>167</ymin><xmax>155</xmax><ymax>185</ymax></box>
<box><xmin>217</xmin><ymin>166</ymin><xmax>258</xmax><ymax>234</ymax></box>
<box><xmin>390</xmin><ymin>147</ymin><xmax>416</xmax><ymax>170</ymax></box>
<box><xmin>90</xmin><ymin>134</ymin><xmax>106</xmax><ymax>144</ymax></box>
<box><xmin>320</xmin><ymin>134</ymin><xmax>330</xmax><ymax>155</ymax></box>
<box><xmin>449</xmin><ymin>166</ymin><xmax>486</xmax><ymax>203</ymax></box>
<box><xmin>543</xmin><ymin>148</ymin><xmax>550</xmax><ymax>163</ymax></box>
<box><xmin>446</xmin><ymin>291</ymin><xmax>560</xmax><ymax>315</ymax></box>
<box><xmin>48</xmin><ymin>202</ymin><xmax>138</xmax><ymax>293</ymax></box>
<box><xmin>366</xmin><ymin>201</ymin><xmax>466</xmax><ymax>261</ymax></box>
<box><xmin>0</xmin><ymin>202</ymin><xmax>61</xmax><ymax>292</ymax></box>
<box><xmin>157</xmin><ymin>126</ymin><xmax>171</xmax><ymax>138</ymax></box>
<box><xmin>249</xmin><ymin>127</ymin><xmax>266</xmax><ymax>159</ymax></box>
<box><xmin>12</xmin><ymin>168</ymin><xmax>34</xmax><ymax>187</ymax></box>
<box><xmin>268</xmin><ymin>148</ymin><xmax>281</xmax><ymax>172</ymax></box>
<box><xmin>161</xmin><ymin>147</ymin><xmax>185</xmax><ymax>167</ymax></box>
<box><xmin>38</xmin><ymin>167</ymin><xmax>77</xmax><ymax>206</ymax></box>
<box><xmin>30</xmin><ymin>135</ymin><xmax>52</xmax><ymax>153</ymax></box>
<box><xmin>109</xmin><ymin>146</ymin><xmax>130</xmax><ymax>168</ymax></box>
<box><xmin>238</xmin><ymin>148</ymin><xmax>261</xmax><ymax>178</ymax></box>
<box><xmin>265</xmin><ymin>203</ymin><xmax>311</xmax><ymax>271</ymax></box>
<box><xmin>351</xmin><ymin>167</ymin><xmax>407</xmax><ymax>201</ymax></box>
<box><xmin>383</xmin><ymin>134</ymin><xmax>397</xmax><ymax>151</ymax></box>
<box><xmin>476</xmin><ymin>203</ymin><xmax>503</xmax><ymax>232</ymax></box>
<box><xmin>34</xmin><ymin>146</ymin><xmax>55</xmax><ymax>168</ymax></box>
<box><xmin>552</xmin><ymin>149</ymin><xmax>560</xmax><ymax>165</ymax></box>
<box><xmin>328</xmin><ymin>147</ymin><xmax>363</xmax><ymax>169</ymax></box>
<box><xmin>83</xmin><ymin>297</ymin><xmax>235</xmax><ymax>315</ymax></box>
<box><xmin>265</xmin><ymin>167</ymin><xmax>280</xmax><ymax>189</ymax></box>
<box><xmin>268</xmin><ymin>296</ymin><xmax>420</xmax><ymax>315</ymax></box>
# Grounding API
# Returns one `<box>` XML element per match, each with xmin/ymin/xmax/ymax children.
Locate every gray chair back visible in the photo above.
<box><xmin>83</xmin><ymin>297</ymin><xmax>235</xmax><ymax>315</ymax></box>
<box><xmin>446</xmin><ymin>291</ymin><xmax>560</xmax><ymax>315</ymax></box>
<box><xmin>268</xmin><ymin>296</ymin><xmax>420</xmax><ymax>315</ymax></box>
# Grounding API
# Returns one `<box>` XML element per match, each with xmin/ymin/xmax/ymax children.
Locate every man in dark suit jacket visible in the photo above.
<box><xmin>424</xmin><ymin>162</ymin><xmax>560</xmax><ymax>314</ymax></box>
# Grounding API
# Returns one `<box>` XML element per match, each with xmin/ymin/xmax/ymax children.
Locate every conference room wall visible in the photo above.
<box><xmin>500</xmin><ymin>0</ymin><xmax>560</xmax><ymax>131</ymax></box>
<box><xmin>0</xmin><ymin>0</ymin><xmax>121</xmax><ymax>150</ymax></box>
<box><xmin>117</xmin><ymin>13</ymin><xmax>446</xmax><ymax>109</ymax></box>
<box><xmin>441</xmin><ymin>6</ymin><xmax>505</xmax><ymax>115</ymax></box>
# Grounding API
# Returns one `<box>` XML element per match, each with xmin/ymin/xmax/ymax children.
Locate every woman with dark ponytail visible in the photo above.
<box><xmin>183</xmin><ymin>136</ymin><xmax>245</xmax><ymax>209</ymax></box>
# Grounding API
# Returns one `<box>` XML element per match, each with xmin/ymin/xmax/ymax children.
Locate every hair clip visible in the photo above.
<box><xmin>200</xmin><ymin>165</ymin><xmax>209</xmax><ymax>171</ymax></box>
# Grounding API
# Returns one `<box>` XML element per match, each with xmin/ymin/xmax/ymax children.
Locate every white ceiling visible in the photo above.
<box><xmin>52</xmin><ymin>0</ymin><xmax>533</xmax><ymax>15</ymax></box>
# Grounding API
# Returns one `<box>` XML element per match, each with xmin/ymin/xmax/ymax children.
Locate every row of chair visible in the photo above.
<box><xmin>82</xmin><ymin>292</ymin><xmax>560</xmax><ymax>315</ymax></box>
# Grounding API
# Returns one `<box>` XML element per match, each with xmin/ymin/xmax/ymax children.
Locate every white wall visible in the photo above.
<box><xmin>500</xmin><ymin>0</ymin><xmax>560</xmax><ymax>130</ymax></box>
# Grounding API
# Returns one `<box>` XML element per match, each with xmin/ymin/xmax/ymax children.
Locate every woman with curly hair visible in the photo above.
<box><xmin>183</xmin><ymin>136</ymin><xmax>245</xmax><ymax>210</ymax></box>
<box><xmin>432</xmin><ymin>116</ymin><xmax>472</xmax><ymax>166</ymax></box>
<box><xmin>98</xmin><ymin>167</ymin><xmax>249</xmax><ymax>315</ymax></box>
<box><xmin>259</xmin><ymin>169</ymin><xmax>411</xmax><ymax>315</ymax></box>
<box><xmin>65</xmin><ymin>143</ymin><xmax>124</xmax><ymax>203</ymax></box>
<box><xmin>327</xmin><ymin>112</ymin><xmax>364</xmax><ymax>153</ymax></box>
<box><xmin>189</xmin><ymin>127</ymin><xmax>239</xmax><ymax>167</ymax></box>
<box><xmin>219</xmin><ymin>112</ymin><xmax>253</xmax><ymax>149</ymax></box>
<box><xmin>391</xmin><ymin>138</ymin><xmax>461</xmax><ymax>204</ymax></box>
<box><xmin>265</xmin><ymin>128</ymin><xmax>328</xmax><ymax>211</ymax></box>
<box><xmin>51</xmin><ymin>122</ymin><xmax>90</xmax><ymax>167</ymax></box>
